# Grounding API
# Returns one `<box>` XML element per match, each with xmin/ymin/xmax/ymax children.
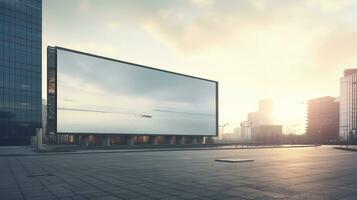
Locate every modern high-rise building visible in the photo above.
<box><xmin>247</xmin><ymin>112</ymin><xmax>260</xmax><ymax>128</ymax></box>
<box><xmin>247</xmin><ymin>99</ymin><xmax>274</xmax><ymax>128</ymax></box>
<box><xmin>233</xmin><ymin>127</ymin><xmax>241</xmax><ymax>140</ymax></box>
<box><xmin>258</xmin><ymin>99</ymin><xmax>273</xmax><ymax>125</ymax></box>
<box><xmin>0</xmin><ymin>0</ymin><xmax>42</xmax><ymax>145</ymax></box>
<box><xmin>307</xmin><ymin>96</ymin><xmax>339</xmax><ymax>143</ymax></box>
<box><xmin>242</xmin><ymin>99</ymin><xmax>276</xmax><ymax>143</ymax></box>
<box><xmin>251</xmin><ymin>125</ymin><xmax>282</xmax><ymax>144</ymax></box>
<box><xmin>243</xmin><ymin>99</ymin><xmax>281</xmax><ymax>143</ymax></box>
<box><xmin>340</xmin><ymin>69</ymin><xmax>357</xmax><ymax>141</ymax></box>
<box><xmin>240</xmin><ymin>120</ymin><xmax>252</xmax><ymax>142</ymax></box>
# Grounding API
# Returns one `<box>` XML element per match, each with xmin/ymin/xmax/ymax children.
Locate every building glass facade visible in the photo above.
<box><xmin>307</xmin><ymin>96</ymin><xmax>339</xmax><ymax>143</ymax></box>
<box><xmin>0</xmin><ymin>0</ymin><xmax>42</xmax><ymax>145</ymax></box>
<box><xmin>340</xmin><ymin>69</ymin><xmax>357</xmax><ymax>141</ymax></box>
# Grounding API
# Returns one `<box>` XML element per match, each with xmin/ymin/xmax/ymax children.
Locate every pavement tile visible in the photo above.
<box><xmin>0</xmin><ymin>146</ymin><xmax>356</xmax><ymax>200</ymax></box>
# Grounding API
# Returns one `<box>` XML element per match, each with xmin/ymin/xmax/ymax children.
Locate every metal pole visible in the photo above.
<box><xmin>37</xmin><ymin>128</ymin><xmax>43</xmax><ymax>151</ymax></box>
<box><xmin>347</xmin><ymin>130</ymin><xmax>350</xmax><ymax>149</ymax></box>
<box><xmin>219</xmin><ymin>123</ymin><xmax>229</xmax><ymax>142</ymax></box>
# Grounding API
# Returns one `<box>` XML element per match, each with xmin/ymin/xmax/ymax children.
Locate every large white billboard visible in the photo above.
<box><xmin>56</xmin><ymin>48</ymin><xmax>218</xmax><ymax>135</ymax></box>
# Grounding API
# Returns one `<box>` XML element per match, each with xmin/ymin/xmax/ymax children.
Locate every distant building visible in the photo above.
<box><xmin>340</xmin><ymin>69</ymin><xmax>357</xmax><ymax>141</ymax></box>
<box><xmin>243</xmin><ymin>99</ymin><xmax>277</xmax><ymax>143</ymax></box>
<box><xmin>248</xmin><ymin>112</ymin><xmax>260</xmax><ymax>128</ymax></box>
<box><xmin>258</xmin><ymin>99</ymin><xmax>273</xmax><ymax>125</ymax></box>
<box><xmin>219</xmin><ymin>127</ymin><xmax>241</xmax><ymax>142</ymax></box>
<box><xmin>234</xmin><ymin>127</ymin><xmax>241</xmax><ymax>140</ymax></box>
<box><xmin>221</xmin><ymin>132</ymin><xmax>238</xmax><ymax>142</ymax></box>
<box><xmin>307</xmin><ymin>96</ymin><xmax>339</xmax><ymax>143</ymax></box>
<box><xmin>251</xmin><ymin>125</ymin><xmax>282</xmax><ymax>144</ymax></box>
<box><xmin>247</xmin><ymin>99</ymin><xmax>274</xmax><ymax>128</ymax></box>
<box><xmin>240</xmin><ymin>121</ymin><xmax>252</xmax><ymax>142</ymax></box>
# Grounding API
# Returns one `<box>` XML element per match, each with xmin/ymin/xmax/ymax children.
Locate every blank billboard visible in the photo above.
<box><xmin>56</xmin><ymin>48</ymin><xmax>218</xmax><ymax>135</ymax></box>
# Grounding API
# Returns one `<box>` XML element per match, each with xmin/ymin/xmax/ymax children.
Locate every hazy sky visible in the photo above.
<box><xmin>43</xmin><ymin>0</ymin><xmax>357</xmax><ymax>134</ymax></box>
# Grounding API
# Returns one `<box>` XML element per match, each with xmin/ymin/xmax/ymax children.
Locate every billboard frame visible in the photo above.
<box><xmin>48</xmin><ymin>46</ymin><xmax>219</xmax><ymax>137</ymax></box>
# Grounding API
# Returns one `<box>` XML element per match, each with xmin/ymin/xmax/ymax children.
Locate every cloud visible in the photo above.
<box><xmin>57</xmin><ymin>49</ymin><xmax>216</xmax><ymax>106</ymax></box>
<box><xmin>79</xmin><ymin>0</ymin><xmax>90</xmax><ymax>13</ymax></box>
<box><xmin>140</xmin><ymin>0</ymin><xmax>275</xmax><ymax>51</ymax></box>
<box><xmin>106</xmin><ymin>22</ymin><xmax>120</xmax><ymax>30</ymax></box>
<box><xmin>45</xmin><ymin>0</ymin><xmax>357</xmax><ymax>54</ymax></box>
<box><xmin>123</xmin><ymin>0</ymin><xmax>320</xmax><ymax>52</ymax></box>
<box><xmin>67</xmin><ymin>42</ymin><xmax>117</xmax><ymax>56</ymax></box>
<box><xmin>44</xmin><ymin>0</ymin><xmax>357</xmax><ymax>133</ymax></box>
<box><xmin>308</xmin><ymin>0</ymin><xmax>357</xmax><ymax>12</ymax></box>
<box><xmin>316</xmin><ymin>28</ymin><xmax>357</xmax><ymax>70</ymax></box>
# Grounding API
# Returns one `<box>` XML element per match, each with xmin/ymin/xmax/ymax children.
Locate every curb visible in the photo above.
<box><xmin>0</xmin><ymin>145</ymin><xmax>318</xmax><ymax>157</ymax></box>
<box><xmin>333</xmin><ymin>147</ymin><xmax>357</xmax><ymax>152</ymax></box>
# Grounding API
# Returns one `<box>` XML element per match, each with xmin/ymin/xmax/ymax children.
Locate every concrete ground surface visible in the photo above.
<box><xmin>0</xmin><ymin>144</ymin><xmax>317</xmax><ymax>156</ymax></box>
<box><xmin>0</xmin><ymin>146</ymin><xmax>356</xmax><ymax>200</ymax></box>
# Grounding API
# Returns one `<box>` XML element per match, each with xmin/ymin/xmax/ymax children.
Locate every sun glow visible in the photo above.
<box><xmin>273</xmin><ymin>98</ymin><xmax>307</xmax><ymax>134</ymax></box>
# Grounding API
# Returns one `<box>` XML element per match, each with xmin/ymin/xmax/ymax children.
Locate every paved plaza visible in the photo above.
<box><xmin>1</xmin><ymin>146</ymin><xmax>357</xmax><ymax>200</ymax></box>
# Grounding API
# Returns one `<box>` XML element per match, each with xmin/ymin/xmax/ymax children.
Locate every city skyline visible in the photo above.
<box><xmin>2</xmin><ymin>1</ymin><xmax>357</xmax><ymax>199</ymax></box>
<box><xmin>42</xmin><ymin>0</ymin><xmax>357</xmax><ymax>134</ymax></box>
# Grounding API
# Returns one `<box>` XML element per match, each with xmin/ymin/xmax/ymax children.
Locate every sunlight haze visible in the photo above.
<box><xmin>43</xmin><ymin>0</ymin><xmax>357</xmax><ymax>134</ymax></box>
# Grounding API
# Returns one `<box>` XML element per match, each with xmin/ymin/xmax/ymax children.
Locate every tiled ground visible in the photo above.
<box><xmin>1</xmin><ymin>146</ymin><xmax>357</xmax><ymax>200</ymax></box>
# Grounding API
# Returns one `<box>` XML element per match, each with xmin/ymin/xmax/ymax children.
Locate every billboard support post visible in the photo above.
<box><xmin>36</xmin><ymin>128</ymin><xmax>43</xmax><ymax>151</ymax></box>
<box><xmin>126</xmin><ymin>136</ymin><xmax>134</xmax><ymax>146</ymax></box>
<box><xmin>169</xmin><ymin>136</ymin><xmax>175</xmax><ymax>145</ymax></box>
<box><xmin>178</xmin><ymin>136</ymin><xmax>185</xmax><ymax>145</ymax></box>
<box><xmin>77</xmin><ymin>135</ymin><xmax>82</xmax><ymax>145</ymax></box>
<box><xmin>103</xmin><ymin>136</ymin><xmax>111</xmax><ymax>147</ymax></box>
<box><xmin>149</xmin><ymin>136</ymin><xmax>158</xmax><ymax>145</ymax></box>
<box><xmin>83</xmin><ymin>135</ymin><xmax>89</xmax><ymax>146</ymax></box>
<box><xmin>193</xmin><ymin>137</ymin><xmax>197</xmax><ymax>144</ymax></box>
<box><xmin>197</xmin><ymin>136</ymin><xmax>204</xmax><ymax>144</ymax></box>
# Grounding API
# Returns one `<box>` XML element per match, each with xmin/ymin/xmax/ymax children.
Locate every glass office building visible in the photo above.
<box><xmin>0</xmin><ymin>0</ymin><xmax>42</xmax><ymax>145</ymax></box>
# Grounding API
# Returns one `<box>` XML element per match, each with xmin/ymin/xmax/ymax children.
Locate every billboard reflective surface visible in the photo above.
<box><xmin>56</xmin><ymin>48</ymin><xmax>218</xmax><ymax>135</ymax></box>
